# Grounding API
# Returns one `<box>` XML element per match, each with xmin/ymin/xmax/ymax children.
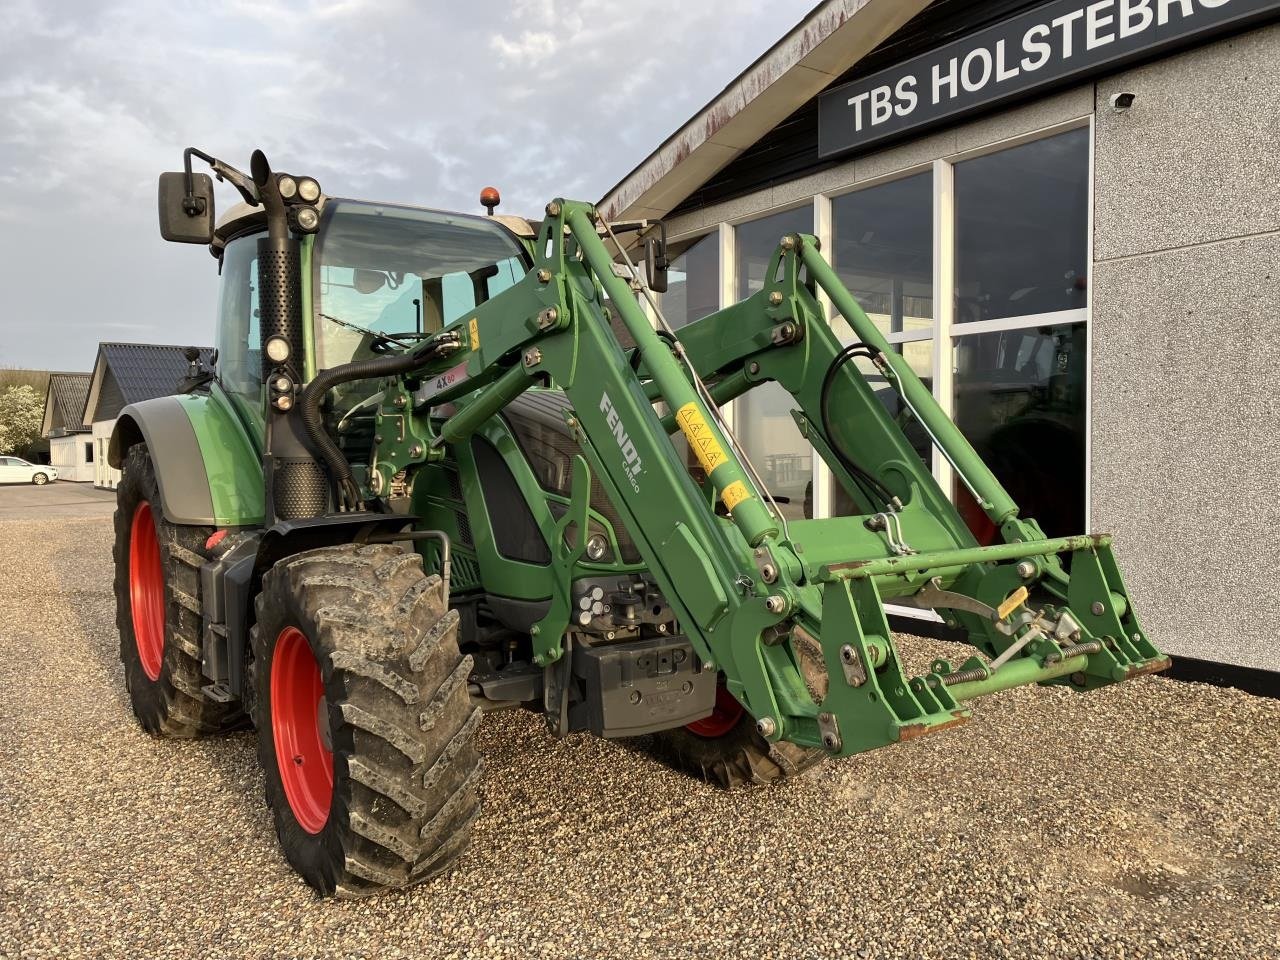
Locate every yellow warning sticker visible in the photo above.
<box><xmin>997</xmin><ymin>585</ymin><xmax>1029</xmax><ymax>621</ymax></box>
<box><xmin>468</xmin><ymin>317</ymin><xmax>480</xmax><ymax>352</ymax></box>
<box><xmin>722</xmin><ymin>480</ymin><xmax>752</xmax><ymax>512</ymax></box>
<box><xmin>675</xmin><ymin>402</ymin><xmax>728</xmax><ymax>475</ymax></box>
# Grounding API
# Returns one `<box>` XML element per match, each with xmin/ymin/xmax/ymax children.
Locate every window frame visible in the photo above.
<box><xmin>661</xmin><ymin>116</ymin><xmax>1094</xmax><ymax>542</ymax></box>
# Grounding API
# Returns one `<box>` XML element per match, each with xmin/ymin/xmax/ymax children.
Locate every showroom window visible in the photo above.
<box><xmin>734</xmin><ymin>206</ymin><xmax>815</xmax><ymax>519</ymax></box>
<box><xmin>955</xmin><ymin>128</ymin><xmax>1089</xmax><ymax>324</ymax></box>
<box><xmin>950</xmin><ymin>126</ymin><xmax>1090</xmax><ymax>540</ymax></box>
<box><xmin>831</xmin><ymin>170</ymin><xmax>933</xmax><ymax>340</ymax></box>
<box><xmin>661</xmin><ymin>232</ymin><xmax>719</xmax><ymax>329</ymax></box>
<box><xmin>830</xmin><ymin>170</ymin><xmax>935</xmax><ymax>512</ymax></box>
<box><xmin>667</xmin><ymin>121</ymin><xmax>1091</xmax><ymax>537</ymax></box>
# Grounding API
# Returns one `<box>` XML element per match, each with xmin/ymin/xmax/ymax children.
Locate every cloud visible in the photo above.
<box><xmin>0</xmin><ymin>0</ymin><xmax>811</xmax><ymax>370</ymax></box>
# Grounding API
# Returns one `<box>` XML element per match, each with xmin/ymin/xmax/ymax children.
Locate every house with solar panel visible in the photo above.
<box><xmin>82</xmin><ymin>343</ymin><xmax>213</xmax><ymax>489</ymax></box>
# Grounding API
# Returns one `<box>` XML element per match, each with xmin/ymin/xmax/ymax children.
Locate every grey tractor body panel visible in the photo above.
<box><xmin>108</xmin><ymin>397</ymin><xmax>217</xmax><ymax>526</ymax></box>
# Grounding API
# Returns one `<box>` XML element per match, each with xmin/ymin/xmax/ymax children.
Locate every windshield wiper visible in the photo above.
<box><xmin>319</xmin><ymin>313</ymin><xmax>436</xmax><ymax>355</ymax></box>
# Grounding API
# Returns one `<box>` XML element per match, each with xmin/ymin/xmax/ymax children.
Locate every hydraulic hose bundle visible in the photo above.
<box><xmin>297</xmin><ymin>332</ymin><xmax>460</xmax><ymax>511</ymax></box>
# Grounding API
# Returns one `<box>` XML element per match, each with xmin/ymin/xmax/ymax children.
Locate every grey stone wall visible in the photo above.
<box><xmin>1091</xmin><ymin>23</ymin><xmax>1280</xmax><ymax>669</ymax></box>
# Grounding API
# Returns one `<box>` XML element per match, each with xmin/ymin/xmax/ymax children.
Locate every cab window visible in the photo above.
<box><xmin>313</xmin><ymin>200</ymin><xmax>527</xmax><ymax>372</ymax></box>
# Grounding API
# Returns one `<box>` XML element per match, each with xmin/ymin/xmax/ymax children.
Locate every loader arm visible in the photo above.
<box><xmin>371</xmin><ymin>199</ymin><xmax>1168</xmax><ymax>757</ymax></box>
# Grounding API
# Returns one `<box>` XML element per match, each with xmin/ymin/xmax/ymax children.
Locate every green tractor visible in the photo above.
<box><xmin>110</xmin><ymin>147</ymin><xmax>1168</xmax><ymax>897</ymax></box>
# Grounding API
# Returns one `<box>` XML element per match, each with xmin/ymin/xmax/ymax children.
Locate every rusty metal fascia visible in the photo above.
<box><xmin>598</xmin><ymin>0</ymin><xmax>933</xmax><ymax>222</ymax></box>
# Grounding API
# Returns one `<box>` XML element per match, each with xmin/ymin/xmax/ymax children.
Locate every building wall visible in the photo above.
<box><xmin>48</xmin><ymin>434</ymin><xmax>95</xmax><ymax>483</ymax></box>
<box><xmin>1090</xmin><ymin>24</ymin><xmax>1280</xmax><ymax>670</ymax></box>
<box><xmin>658</xmin><ymin>22</ymin><xmax>1278</xmax><ymax>671</ymax></box>
<box><xmin>92</xmin><ymin>419</ymin><xmax>121</xmax><ymax>490</ymax></box>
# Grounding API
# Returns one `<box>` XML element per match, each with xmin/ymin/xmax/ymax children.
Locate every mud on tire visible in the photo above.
<box><xmin>251</xmin><ymin>543</ymin><xmax>483</xmax><ymax>898</ymax></box>
<box><xmin>113</xmin><ymin>442</ymin><xmax>239</xmax><ymax>737</ymax></box>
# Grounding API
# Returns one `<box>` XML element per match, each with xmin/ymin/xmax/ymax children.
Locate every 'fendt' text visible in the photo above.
<box><xmin>599</xmin><ymin>391</ymin><xmax>642</xmax><ymax>491</ymax></box>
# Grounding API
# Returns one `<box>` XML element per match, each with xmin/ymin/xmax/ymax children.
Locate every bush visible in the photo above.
<box><xmin>0</xmin><ymin>385</ymin><xmax>44</xmax><ymax>456</ymax></box>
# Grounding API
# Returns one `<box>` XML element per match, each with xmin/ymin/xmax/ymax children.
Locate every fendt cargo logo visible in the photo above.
<box><xmin>599</xmin><ymin>391</ymin><xmax>642</xmax><ymax>492</ymax></box>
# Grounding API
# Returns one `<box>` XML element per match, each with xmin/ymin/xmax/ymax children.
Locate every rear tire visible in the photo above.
<box><xmin>113</xmin><ymin>443</ymin><xmax>238</xmax><ymax>736</ymax></box>
<box><xmin>251</xmin><ymin>544</ymin><xmax>483</xmax><ymax>898</ymax></box>
<box><xmin>32</xmin><ymin>472</ymin><xmax>48</xmax><ymax>485</ymax></box>
<box><xmin>646</xmin><ymin>680</ymin><xmax>825</xmax><ymax>789</ymax></box>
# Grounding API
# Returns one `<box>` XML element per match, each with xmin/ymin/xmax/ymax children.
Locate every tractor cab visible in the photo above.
<box><xmin>208</xmin><ymin>194</ymin><xmax>533</xmax><ymax>443</ymax></box>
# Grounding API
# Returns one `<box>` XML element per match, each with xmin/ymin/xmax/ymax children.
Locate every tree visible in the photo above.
<box><xmin>0</xmin><ymin>385</ymin><xmax>43</xmax><ymax>456</ymax></box>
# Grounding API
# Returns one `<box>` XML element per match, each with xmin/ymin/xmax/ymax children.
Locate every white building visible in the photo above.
<box><xmin>40</xmin><ymin>373</ymin><xmax>93</xmax><ymax>482</ymax></box>
<box><xmin>82</xmin><ymin>342</ymin><xmax>214</xmax><ymax>489</ymax></box>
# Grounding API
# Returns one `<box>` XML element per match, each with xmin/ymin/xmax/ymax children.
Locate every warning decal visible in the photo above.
<box><xmin>675</xmin><ymin>402</ymin><xmax>728</xmax><ymax>475</ymax></box>
<box><xmin>468</xmin><ymin>317</ymin><xmax>480</xmax><ymax>352</ymax></box>
<box><xmin>721</xmin><ymin>480</ymin><xmax>752</xmax><ymax>512</ymax></box>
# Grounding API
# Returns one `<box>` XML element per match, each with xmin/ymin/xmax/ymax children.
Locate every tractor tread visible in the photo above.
<box><xmin>338</xmin><ymin>703</ymin><xmax>427</xmax><ymax>764</ymax></box>
<box><xmin>251</xmin><ymin>543</ymin><xmax>482</xmax><ymax>897</ymax></box>
<box><xmin>328</xmin><ymin>651</ymin><xmax>421</xmax><ymax>705</ymax></box>
<box><xmin>347</xmin><ymin>809</ymin><xmax>420</xmax><ymax>862</ymax></box>
<box><xmin>644</xmin><ymin>693</ymin><xmax>825</xmax><ymax>790</ymax></box>
<box><xmin>346</xmin><ymin>756</ymin><xmax>430</xmax><ymax>818</ymax></box>
<box><xmin>422</xmin><ymin>708</ymin><xmax>483</xmax><ymax>791</ymax></box>
<box><xmin>168</xmin><ymin>543</ymin><xmax>206</xmax><ymax>569</ymax></box>
<box><xmin>409</xmin><ymin>803</ymin><xmax>481</xmax><ymax>879</ymax></box>
<box><xmin>112</xmin><ymin>443</ymin><xmax>241</xmax><ymax>738</ymax></box>
<box><xmin>418</xmin><ymin>656</ymin><xmax>471</xmax><ymax>731</ymax></box>
<box><xmin>418</xmin><ymin>759</ymin><xmax>483</xmax><ymax>844</ymax></box>
<box><xmin>408</xmin><ymin>608</ymin><xmax>461</xmax><ymax>671</ymax></box>
<box><xmin>172</xmin><ymin>588</ymin><xmax>201</xmax><ymax>615</ymax></box>
<box><xmin>343</xmin><ymin>851</ymin><xmax>407</xmax><ymax>889</ymax></box>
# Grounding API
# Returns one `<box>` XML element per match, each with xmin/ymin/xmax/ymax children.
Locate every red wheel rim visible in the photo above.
<box><xmin>686</xmin><ymin>684</ymin><xmax>744</xmax><ymax>738</ymax></box>
<box><xmin>129</xmin><ymin>501</ymin><xmax>165</xmax><ymax>681</ymax></box>
<box><xmin>271</xmin><ymin>626</ymin><xmax>333</xmax><ymax>833</ymax></box>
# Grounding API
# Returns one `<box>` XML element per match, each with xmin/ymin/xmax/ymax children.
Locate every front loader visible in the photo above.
<box><xmin>109</xmin><ymin>147</ymin><xmax>1169</xmax><ymax>897</ymax></box>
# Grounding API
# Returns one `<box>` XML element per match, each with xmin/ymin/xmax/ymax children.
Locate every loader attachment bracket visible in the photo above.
<box><xmin>810</xmin><ymin>577</ymin><xmax>970</xmax><ymax>756</ymax></box>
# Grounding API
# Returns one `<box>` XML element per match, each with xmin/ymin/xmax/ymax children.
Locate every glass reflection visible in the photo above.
<box><xmin>955</xmin><ymin>127</ymin><xmax>1089</xmax><ymax>322</ymax></box>
<box><xmin>735</xmin><ymin>206</ymin><xmax>815</xmax><ymax>519</ymax></box>
<box><xmin>662</xmin><ymin>233</ymin><xmax>719</xmax><ymax>329</ymax></box>
<box><xmin>832</xmin><ymin>172</ymin><xmax>933</xmax><ymax>341</ymax></box>
<box><xmin>952</xmin><ymin>324</ymin><xmax>1087</xmax><ymax>542</ymax></box>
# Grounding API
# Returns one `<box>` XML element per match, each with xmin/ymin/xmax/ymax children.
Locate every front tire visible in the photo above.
<box><xmin>251</xmin><ymin>544</ymin><xmax>483</xmax><ymax>898</ymax></box>
<box><xmin>645</xmin><ymin>680</ymin><xmax>825</xmax><ymax>789</ymax></box>
<box><xmin>113</xmin><ymin>443</ymin><xmax>237</xmax><ymax>736</ymax></box>
<box><xmin>32</xmin><ymin>472</ymin><xmax>48</xmax><ymax>485</ymax></box>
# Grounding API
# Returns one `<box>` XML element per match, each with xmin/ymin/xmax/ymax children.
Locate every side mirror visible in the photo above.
<box><xmin>158</xmin><ymin>171</ymin><xmax>215</xmax><ymax>244</ymax></box>
<box><xmin>645</xmin><ymin>235</ymin><xmax>669</xmax><ymax>294</ymax></box>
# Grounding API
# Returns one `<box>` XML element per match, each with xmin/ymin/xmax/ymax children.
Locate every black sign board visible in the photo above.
<box><xmin>818</xmin><ymin>0</ymin><xmax>1280</xmax><ymax>158</ymax></box>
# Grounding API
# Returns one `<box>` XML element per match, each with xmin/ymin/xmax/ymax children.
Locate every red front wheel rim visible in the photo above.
<box><xmin>685</xmin><ymin>683</ymin><xmax>745</xmax><ymax>738</ymax></box>
<box><xmin>128</xmin><ymin>501</ymin><xmax>165</xmax><ymax>681</ymax></box>
<box><xmin>271</xmin><ymin>626</ymin><xmax>333</xmax><ymax>834</ymax></box>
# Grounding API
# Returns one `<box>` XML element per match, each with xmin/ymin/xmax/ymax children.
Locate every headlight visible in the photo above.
<box><xmin>291</xmin><ymin>206</ymin><xmax>320</xmax><ymax>233</ymax></box>
<box><xmin>298</xmin><ymin>177</ymin><xmax>321</xmax><ymax>202</ymax></box>
<box><xmin>585</xmin><ymin>534</ymin><xmax>609</xmax><ymax>562</ymax></box>
<box><xmin>277</xmin><ymin>175</ymin><xmax>298</xmax><ymax>199</ymax></box>
<box><xmin>265</xmin><ymin>336</ymin><xmax>290</xmax><ymax>363</ymax></box>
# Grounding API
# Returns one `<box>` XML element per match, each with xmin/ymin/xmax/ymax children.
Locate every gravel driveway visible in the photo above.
<box><xmin>1</xmin><ymin>512</ymin><xmax>1278</xmax><ymax>960</ymax></box>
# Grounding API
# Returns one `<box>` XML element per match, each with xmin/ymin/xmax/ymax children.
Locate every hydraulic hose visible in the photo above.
<box><xmin>820</xmin><ymin>342</ymin><xmax>900</xmax><ymax>511</ymax></box>
<box><xmin>298</xmin><ymin>334</ymin><xmax>458</xmax><ymax>511</ymax></box>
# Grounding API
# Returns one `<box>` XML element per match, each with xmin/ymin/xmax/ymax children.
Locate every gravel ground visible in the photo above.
<box><xmin>1</xmin><ymin>514</ymin><xmax>1278</xmax><ymax>960</ymax></box>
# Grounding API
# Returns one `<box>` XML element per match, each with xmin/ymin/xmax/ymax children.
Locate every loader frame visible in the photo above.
<box><xmin>360</xmin><ymin>198</ymin><xmax>1168</xmax><ymax>757</ymax></box>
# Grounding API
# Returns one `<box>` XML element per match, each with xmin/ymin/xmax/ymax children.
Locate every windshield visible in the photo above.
<box><xmin>314</xmin><ymin>200</ymin><xmax>527</xmax><ymax>372</ymax></box>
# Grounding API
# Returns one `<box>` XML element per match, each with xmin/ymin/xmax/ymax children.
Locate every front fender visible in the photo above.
<box><xmin>108</xmin><ymin>391</ymin><xmax>265</xmax><ymax>527</ymax></box>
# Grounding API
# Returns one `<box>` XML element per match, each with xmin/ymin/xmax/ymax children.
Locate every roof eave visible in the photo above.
<box><xmin>598</xmin><ymin>0</ymin><xmax>931</xmax><ymax>222</ymax></box>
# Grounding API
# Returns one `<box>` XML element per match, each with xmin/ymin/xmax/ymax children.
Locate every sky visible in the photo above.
<box><xmin>0</xmin><ymin>0</ymin><xmax>814</xmax><ymax>372</ymax></box>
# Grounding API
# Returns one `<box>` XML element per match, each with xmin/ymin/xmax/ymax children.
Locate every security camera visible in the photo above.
<box><xmin>1110</xmin><ymin>92</ymin><xmax>1136</xmax><ymax>111</ymax></box>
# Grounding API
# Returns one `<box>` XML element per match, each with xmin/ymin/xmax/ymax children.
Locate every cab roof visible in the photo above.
<box><xmin>210</xmin><ymin>197</ymin><xmax>536</xmax><ymax>255</ymax></box>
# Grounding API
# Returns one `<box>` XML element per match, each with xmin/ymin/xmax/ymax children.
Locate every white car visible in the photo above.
<box><xmin>0</xmin><ymin>456</ymin><xmax>57</xmax><ymax>485</ymax></box>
